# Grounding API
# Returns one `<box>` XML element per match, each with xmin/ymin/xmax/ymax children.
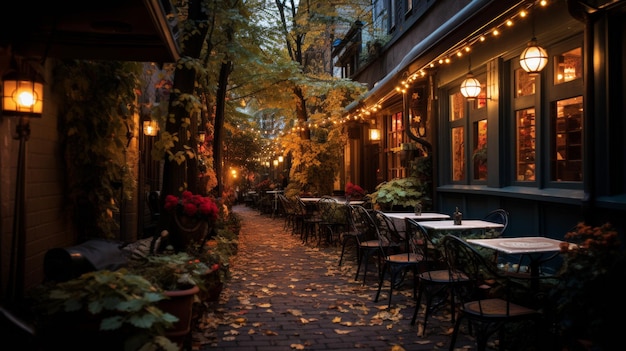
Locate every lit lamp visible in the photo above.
<box><xmin>278</xmin><ymin>155</ymin><xmax>284</xmax><ymax>163</ymax></box>
<box><xmin>369</xmin><ymin>128</ymin><xmax>381</xmax><ymax>141</ymax></box>
<box><xmin>197</xmin><ymin>130</ymin><xmax>206</xmax><ymax>144</ymax></box>
<box><xmin>2</xmin><ymin>62</ymin><xmax>44</xmax><ymax>303</ymax></box>
<box><xmin>519</xmin><ymin>38</ymin><xmax>548</xmax><ymax>75</ymax></box>
<box><xmin>2</xmin><ymin>69</ymin><xmax>44</xmax><ymax>118</ymax></box>
<box><xmin>460</xmin><ymin>72</ymin><xmax>481</xmax><ymax>99</ymax></box>
<box><xmin>142</xmin><ymin>120</ymin><xmax>159</xmax><ymax>136</ymax></box>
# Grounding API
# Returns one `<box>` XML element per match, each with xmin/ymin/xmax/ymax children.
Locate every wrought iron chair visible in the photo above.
<box><xmin>373</xmin><ymin>212</ymin><xmax>424</xmax><ymax>307</ymax></box>
<box><xmin>352</xmin><ymin>206</ymin><xmax>385</xmax><ymax>285</ymax></box>
<box><xmin>408</xmin><ymin>218</ymin><xmax>468</xmax><ymax>335</ymax></box>
<box><xmin>442</xmin><ymin>234</ymin><xmax>541</xmax><ymax>351</ymax></box>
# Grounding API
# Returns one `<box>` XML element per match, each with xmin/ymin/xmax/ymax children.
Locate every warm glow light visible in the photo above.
<box><xmin>143</xmin><ymin>120</ymin><xmax>159</xmax><ymax>136</ymax></box>
<box><xmin>278</xmin><ymin>156</ymin><xmax>284</xmax><ymax>162</ymax></box>
<box><xmin>520</xmin><ymin>38</ymin><xmax>548</xmax><ymax>75</ymax></box>
<box><xmin>2</xmin><ymin>74</ymin><xmax>44</xmax><ymax>117</ymax></box>
<box><xmin>273</xmin><ymin>159</ymin><xmax>279</xmax><ymax>167</ymax></box>
<box><xmin>198</xmin><ymin>130</ymin><xmax>206</xmax><ymax>143</ymax></box>
<box><xmin>460</xmin><ymin>73</ymin><xmax>481</xmax><ymax>99</ymax></box>
<box><xmin>369</xmin><ymin>128</ymin><xmax>381</xmax><ymax>141</ymax></box>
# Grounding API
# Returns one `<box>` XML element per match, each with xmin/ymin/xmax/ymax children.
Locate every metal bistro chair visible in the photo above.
<box><xmin>408</xmin><ymin>218</ymin><xmax>469</xmax><ymax>336</ymax></box>
<box><xmin>338</xmin><ymin>204</ymin><xmax>369</xmax><ymax>266</ymax></box>
<box><xmin>352</xmin><ymin>206</ymin><xmax>385</xmax><ymax>285</ymax></box>
<box><xmin>374</xmin><ymin>212</ymin><xmax>424</xmax><ymax>308</ymax></box>
<box><xmin>442</xmin><ymin>234</ymin><xmax>541</xmax><ymax>351</ymax></box>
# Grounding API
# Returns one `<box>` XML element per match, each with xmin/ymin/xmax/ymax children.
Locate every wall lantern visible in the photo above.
<box><xmin>142</xmin><ymin>120</ymin><xmax>159</xmax><ymax>136</ymax></box>
<box><xmin>273</xmin><ymin>159</ymin><xmax>279</xmax><ymax>167</ymax></box>
<box><xmin>369</xmin><ymin>128</ymin><xmax>381</xmax><ymax>141</ymax></box>
<box><xmin>2</xmin><ymin>68</ymin><xmax>44</xmax><ymax>118</ymax></box>
<box><xmin>2</xmin><ymin>59</ymin><xmax>45</xmax><ymax>302</ymax></box>
<box><xmin>278</xmin><ymin>155</ymin><xmax>284</xmax><ymax>163</ymax></box>
<box><xmin>197</xmin><ymin>130</ymin><xmax>206</xmax><ymax>144</ymax></box>
<box><xmin>519</xmin><ymin>37</ymin><xmax>548</xmax><ymax>75</ymax></box>
<box><xmin>460</xmin><ymin>72</ymin><xmax>481</xmax><ymax>99</ymax></box>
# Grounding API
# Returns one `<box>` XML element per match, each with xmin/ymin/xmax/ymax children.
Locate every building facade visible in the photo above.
<box><xmin>337</xmin><ymin>0</ymin><xmax>626</xmax><ymax>238</ymax></box>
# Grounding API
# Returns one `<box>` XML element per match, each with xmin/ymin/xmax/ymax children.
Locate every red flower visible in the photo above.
<box><xmin>164</xmin><ymin>191</ymin><xmax>219</xmax><ymax>221</ymax></box>
<box><xmin>345</xmin><ymin>182</ymin><xmax>365</xmax><ymax>197</ymax></box>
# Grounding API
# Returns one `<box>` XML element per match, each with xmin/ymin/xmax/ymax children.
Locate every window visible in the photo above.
<box><xmin>552</xmin><ymin>96</ymin><xmax>583</xmax><ymax>181</ymax></box>
<box><xmin>473</xmin><ymin>119</ymin><xmax>487</xmax><ymax>180</ymax></box>
<box><xmin>516</xmin><ymin>108</ymin><xmax>536</xmax><ymax>181</ymax></box>
<box><xmin>387</xmin><ymin>111</ymin><xmax>406</xmax><ymax>179</ymax></box>
<box><xmin>389</xmin><ymin>0</ymin><xmax>396</xmax><ymax>31</ymax></box>
<box><xmin>452</xmin><ymin>126</ymin><xmax>465</xmax><ymax>181</ymax></box>
<box><xmin>554</xmin><ymin>48</ymin><xmax>582</xmax><ymax>84</ymax></box>
<box><xmin>515</xmin><ymin>68</ymin><xmax>536</xmax><ymax>97</ymax></box>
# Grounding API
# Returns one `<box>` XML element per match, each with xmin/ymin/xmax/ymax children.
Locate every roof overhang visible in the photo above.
<box><xmin>345</xmin><ymin>0</ymin><xmax>527</xmax><ymax>114</ymax></box>
<box><xmin>0</xmin><ymin>0</ymin><xmax>181</xmax><ymax>63</ymax></box>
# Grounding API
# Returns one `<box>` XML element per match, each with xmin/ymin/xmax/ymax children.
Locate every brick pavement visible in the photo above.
<box><xmin>194</xmin><ymin>204</ymin><xmax>478</xmax><ymax>351</ymax></box>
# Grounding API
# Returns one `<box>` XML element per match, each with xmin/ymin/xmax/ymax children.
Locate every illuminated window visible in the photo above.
<box><xmin>552</xmin><ymin>96</ymin><xmax>583</xmax><ymax>181</ymax></box>
<box><xmin>554</xmin><ymin>47</ymin><xmax>582</xmax><ymax>85</ymax></box>
<box><xmin>516</xmin><ymin>108</ymin><xmax>536</xmax><ymax>181</ymax></box>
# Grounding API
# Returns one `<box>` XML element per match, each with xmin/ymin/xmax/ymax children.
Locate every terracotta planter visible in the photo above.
<box><xmin>158</xmin><ymin>285</ymin><xmax>200</xmax><ymax>347</ymax></box>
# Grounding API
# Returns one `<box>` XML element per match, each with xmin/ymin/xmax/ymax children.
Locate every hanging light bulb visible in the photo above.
<box><xmin>519</xmin><ymin>37</ymin><xmax>548</xmax><ymax>75</ymax></box>
<box><xmin>460</xmin><ymin>72</ymin><xmax>481</xmax><ymax>99</ymax></box>
<box><xmin>460</xmin><ymin>55</ymin><xmax>481</xmax><ymax>99</ymax></box>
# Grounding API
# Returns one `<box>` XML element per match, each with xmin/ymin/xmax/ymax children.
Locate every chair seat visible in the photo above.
<box><xmin>387</xmin><ymin>252</ymin><xmax>423</xmax><ymax>263</ymax></box>
<box><xmin>464</xmin><ymin>298</ymin><xmax>539</xmax><ymax>318</ymax></box>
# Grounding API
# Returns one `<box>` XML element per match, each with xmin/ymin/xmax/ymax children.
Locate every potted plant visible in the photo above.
<box><xmin>345</xmin><ymin>182</ymin><xmax>366</xmax><ymax>200</ymax></box>
<box><xmin>27</xmin><ymin>269</ymin><xmax>180</xmax><ymax>351</ymax></box>
<box><xmin>125</xmin><ymin>250</ymin><xmax>225</xmax><ymax>346</ymax></box>
<box><xmin>551</xmin><ymin>222</ymin><xmax>626</xmax><ymax>350</ymax></box>
<box><xmin>366</xmin><ymin>177</ymin><xmax>426</xmax><ymax>211</ymax></box>
<box><xmin>163</xmin><ymin>190</ymin><xmax>220</xmax><ymax>252</ymax></box>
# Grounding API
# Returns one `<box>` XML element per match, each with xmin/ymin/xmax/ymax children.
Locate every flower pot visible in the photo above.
<box><xmin>172</xmin><ymin>214</ymin><xmax>210</xmax><ymax>251</ymax></box>
<box><xmin>157</xmin><ymin>285</ymin><xmax>200</xmax><ymax>347</ymax></box>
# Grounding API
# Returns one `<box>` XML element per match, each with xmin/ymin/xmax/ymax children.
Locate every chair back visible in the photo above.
<box><xmin>278</xmin><ymin>194</ymin><xmax>295</xmax><ymax>215</ymax></box>
<box><xmin>405</xmin><ymin>218</ymin><xmax>443</xmax><ymax>265</ymax></box>
<box><xmin>372</xmin><ymin>211</ymin><xmax>404</xmax><ymax>250</ymax></box>
<box><xmin>348</xmin><ymin>205</ymin><xmax>377</xmax><ymax>242</ymax></box>
<box><xmin>442</xmin><ymin>235</ymin><xmax>512</xmax><ymax>311</ymax></box>
<box><xmin>482</xmin><ymin>209</ymin><xmax>509</xmax><ymax>236</ymax></box>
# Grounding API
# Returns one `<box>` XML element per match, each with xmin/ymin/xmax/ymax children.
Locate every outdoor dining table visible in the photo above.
<box><xmin>299</xmin><ymin>197</ymin><xmax>365</xmax><ymax>205</ymax></box>
<box><xmin>466</xmin><ymin>236</ymin><xmax>571</xmax><ymax>290</ymax></box>
<box><xmin>419</xmin><ymin>219</ymin><xmax>505</xmax><ymax>235</ymax></box>
<box><xmin>383</xmin><ymin>212</ymin><xmax>450</xmax><ymax>233</ymax></box>
<box><xmin>466</xmin><ymin>236</ymin><xmax>568</xmax><ymax>275</ymax></box>
<box><xmin>266</xmin><ymin>190</ymin><xmax>283</xmax><ymax>217</ymax></box>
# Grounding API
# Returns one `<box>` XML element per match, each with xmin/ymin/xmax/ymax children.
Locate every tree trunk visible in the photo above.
<box><xmin>159</xmin><ymin>0</ymin><xmax>209</xmax><ymax>227</ymax></box>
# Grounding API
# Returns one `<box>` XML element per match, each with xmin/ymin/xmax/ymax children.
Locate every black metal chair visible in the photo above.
<box><xmin>442</xmin><ymin>234</ymin><xmax>541</xmax><ymax>351</ymax></box>
<box><xmin>408</xmin><ymin>218</ymin><xmax>468</xmax><ymax>335</ymax></box>
<box><xmin>352</xmin><ymin>206</ymin><xmax>385</xmax><ymax>285</ymax></box>
<box><xmin>374</xmin><ymin>212</ymin><xmax>424</xmax><ymax>307</ymax></box>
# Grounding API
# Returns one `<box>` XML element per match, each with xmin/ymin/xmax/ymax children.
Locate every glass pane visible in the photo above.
<box><xmin>515</xmin><ymin>68</ymin><xmax>535</xmax><ymax>97</ymax></box>
<box><xmin>452</xmin><ymin>126</ymin><xmax>465</xmax><ymax>181</ymax></box>
<box><xmin>450</xmin><ymin>91</ymin><xmax>464</xmax><ymax>121</ymax></box>
<box><xmin>473</xmin><ymin>120</ymin><xmax>487</xmax><ymax>180</ymax></box>
<box><xmin>516</xmin><ymin>108</ymin><xmax>536</xmax><ymax>181</ymax></box>
<box><xmin>475</xmin><ymin>82</ymin><xmax>487</xmax><ymax>109</ymax></box>
<box><xmin>552</xmin><ymin>96</ymin><xmax>583</xmax><ymax>181</ymax></box>
<box><xmin>554</xmin><ymin>47</ymin><xmax>583</xmax><ymax>84</ymax></box>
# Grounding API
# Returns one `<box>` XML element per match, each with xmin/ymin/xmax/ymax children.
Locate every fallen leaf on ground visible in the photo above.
<box><xmin>334</xmin><ymin>329</ymin><xmax>354</xmax><ymax>334</ymax></box>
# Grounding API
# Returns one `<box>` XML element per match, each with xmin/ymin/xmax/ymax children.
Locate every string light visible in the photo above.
<box><xmin>356</xmin><ymin>0</ymin><xmax>548</xmax><ymax>115</ymax></box>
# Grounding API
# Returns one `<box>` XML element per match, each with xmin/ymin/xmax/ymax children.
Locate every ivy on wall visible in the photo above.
<box><xmin>54</xmin><ymin>60</ymin><xmax>141</xmax><ymax>240</ymax></box>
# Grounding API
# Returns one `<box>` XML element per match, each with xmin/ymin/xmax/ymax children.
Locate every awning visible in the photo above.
<box><xmin>345</xmin><ymin>0</ymin><xmax>526</xmax><ymax>113</ymax></box>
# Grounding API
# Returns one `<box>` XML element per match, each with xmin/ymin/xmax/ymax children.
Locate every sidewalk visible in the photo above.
<box><xmin>194</xmin><ymin>204</ymin><xmax>476</xmax><ymax>351</ymax></box>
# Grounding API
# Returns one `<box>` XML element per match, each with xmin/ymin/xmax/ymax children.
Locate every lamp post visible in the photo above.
<box><xmin>2</xmin><ymin>59</ymin><xmax>44</xmax><ymax>302</ymax></box>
